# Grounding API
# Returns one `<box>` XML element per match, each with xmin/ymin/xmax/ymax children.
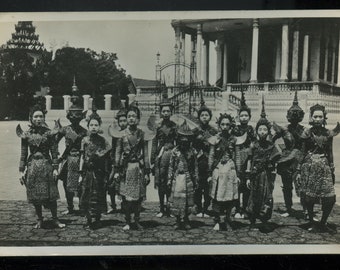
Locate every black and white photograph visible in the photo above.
<box><xmin>0</xmin><ymin>10</ymin><xmax>340</xmax><ymax>255</ymax></box>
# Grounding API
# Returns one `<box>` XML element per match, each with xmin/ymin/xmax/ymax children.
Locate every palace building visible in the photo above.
<box><xmin>157</xmin><ymin>18</ymin><xmax>340</xmax><ymax>125</ymax></box>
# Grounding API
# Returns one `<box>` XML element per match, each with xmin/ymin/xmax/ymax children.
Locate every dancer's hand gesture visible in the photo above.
<box><xmin>246</xmin><ymin>179</ymin><xmax>251</xmax><ymax>189</ymax></box>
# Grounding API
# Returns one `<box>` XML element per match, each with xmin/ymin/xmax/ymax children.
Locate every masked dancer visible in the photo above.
<box><xmin>168</xmin><ymin>120</ymin><xmax>198</xmax><ymax>230</ymax></box>
<box><xmin>56</xmin><ymin>80</ymin><xmax>87</xmax><ymax>215</ymax></box>
<box><xmin>272</xmin><ymin>91</ymin><xmax>306</xmax><ymax>218</ymax></box>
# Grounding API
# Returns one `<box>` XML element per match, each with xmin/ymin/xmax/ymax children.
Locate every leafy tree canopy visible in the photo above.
<box><xmin>0</xmin><ymin>46</ymin><xmax>131</xmax><ymax>119</ymax></box>
<box><xmin>48</xmin><ymin>47</ymin><xmax>130</xmax><ymax>108</ymax></box>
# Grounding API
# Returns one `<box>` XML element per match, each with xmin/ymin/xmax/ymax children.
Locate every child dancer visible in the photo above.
<box><xmin>78</xmin><ymin>111</ymin><xmax>111</xmax><ymax>228</ymax></box>
<box><xmin>168</xmin><ymin>120</ymin><xmax>198</xmax><ymax>230</ymax></box>
<box><xmin>208</xmin><ymin>113</ymin><xmax>240</xmax><ymax>231</ymax></box>
<box><xmin>246</xmin><ymin>97</ymin><xmax>281</xmax><ymax>230</ymax></box>
<box><xmin>114</xmin><ymin>103</ymin><xmax>151</xmax><ymax>231</ymax></box>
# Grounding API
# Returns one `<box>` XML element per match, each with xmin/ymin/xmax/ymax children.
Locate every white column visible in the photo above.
<box><xmin>337</xmin><ymin>30</ymin><xmax>340</xmax><ymax>85</ymax></box>
<box><xmin>302</xmin><ymin>35</ymin><xmax>309</xmax><ymax>81</ymax></box>
<box><xmin>202</xmin><ymin>38</ymin><xmax>209</xmax><ymax>85</ymax></box>
<box><xmin>215</xmin><ymin>39</ymin><xmax>222</xmax><ymax>83</ymax></box>
<box><xmin>88</xmin><ymin>98</ymin><xmax>93</xmax><ymax>111</ymax></box>
<box><xmin>292</xmin><ymin>29</ymin><xmax>299</xmax><ymax>81</ymax></box>
<box><xmin>191</xmin><ymin>35</ymin><xmax>196</xmax><ymax>61</ymax></box>
<box><xmin>127</xmin><ymin>93</ymin><xmax>136</xmax><ymax>105</ymax></box>
<box><xmin>250</xmin><ymin>19</ymin><xmax>259</xmax><ymax>83</ymax></box>
<box><xmin>324</xmin><ymin>35</ymin><xmax>329</xmax><ymax>81</ymax></box>
<box><xmin>180</xmin><ymin>31</ymin><xmax>186</xmax><ymax>84</ymax></box>
<box><xmin>104</xmin><ymin>94</ymin><xmax>112</xmax><ymax>111</ymax></box>
<box><xmin>63</xmin><ymin>95</ymin><xmax>70</xmax><ymax>111</ymax></box>
<box><xmin>280</xmin><ymin>23</ymin><xmax>289</xmax><ymax>81</ymax></box>
<box><xmin>196</xmin><ymin>24</ymin><xmax>203</xmax><ymax>84</ymax></box>
<box><xmin>190</xmin><ymin>35</ymin><xmax>197</xmax><ymax>84</ymax></box>
<box><xmin>174</xmin><ymin>26</ymin><xmax>181</xmax><ymax>86</ymax></box>
<box><xmin>45</xmin><ymin>95</ymin><xmax>52</xmax><ymax>111</ymax></box>
<box><xmin>275</xmin><ymin>38</ymin><xmax>281</xmax><ymax>80</ymax></box>
<box><xmin>223</xmin><ymin>42</ymin><xmax>228</xmax><ymax>85</ymax></box>
<box><xmin>310</xmin><ymin>32</ymin><xmax>321</xmax><ymax>81</ymax></box>
<box><xmin>332</xmin><ymin>38</ymin><xmax>337</xmax><ymax>83</ymax></box>
<box><xmin>221</xmin><ymin>91</ymin><xmax>230</xmax><ymax>113</ymax></box>
<box><xmin>83</xmin><ymin>94</ymin><xmax>90</xmax><ymax>111</ymax></box>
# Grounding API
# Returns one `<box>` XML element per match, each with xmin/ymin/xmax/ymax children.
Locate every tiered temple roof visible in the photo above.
<box><xmin>5</xmin><ymin>21</ymin><xmax>45</xmax><ymax>52</ymax></box>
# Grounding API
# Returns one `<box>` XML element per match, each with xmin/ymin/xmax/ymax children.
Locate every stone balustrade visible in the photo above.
<box><xmin>43</xmin><ymin>81</ymin><xmax>340</xmax><ymax>126</ymax></box>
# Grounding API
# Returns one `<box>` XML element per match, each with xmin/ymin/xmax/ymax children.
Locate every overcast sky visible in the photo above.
<box><xmin>0</xmin><ymin>20</ymin><xmax>181</xmax><ymax>80</ymax></box>
<box><xmin>1</xmin><ymin>11</ymin><xmax>333</xmax><ymax>83</ymax></box>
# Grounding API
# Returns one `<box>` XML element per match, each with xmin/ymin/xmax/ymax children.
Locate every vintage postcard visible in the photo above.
<box><xmin>0</xmin><ymin>10</ymin><xmax>340</xmax><ymax>255</ymax></box>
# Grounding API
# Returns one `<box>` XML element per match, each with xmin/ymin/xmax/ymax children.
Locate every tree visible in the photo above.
<box><xmin>47</xmin><ymin>47</ymin><xmax>130</xmax><ymax>109</ymax></box>
<box><xmin>0</xmin><ymin>49</ymin><xmax>49</xmax><ymax>119</ymax></box>
<box><xmin>0</xmin><ymin>21</ymin><xmax>49</xmax><ymax>120</ymax></box>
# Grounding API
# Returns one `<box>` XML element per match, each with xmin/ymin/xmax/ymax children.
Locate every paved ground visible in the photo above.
<box><xmin>1</xmin><ymin>121</ymin><xmax>340</xmax><ymax>249</ymax></box>
<box><xmin>0</xmin><ymin>200</ymin><xmax>340</xmax><ymax>246</ymax></box>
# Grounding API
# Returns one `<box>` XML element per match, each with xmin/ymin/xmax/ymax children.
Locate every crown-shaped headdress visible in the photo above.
<box><xmin>29</xmin><ymin>96</ymin><xmax>47</xmax><ymax>119</ymax></box>
<box><xmin>216</xmin><ymin>113</ymin><xmax>236</xmax><ymax>128</ymax></box>
<box><xmin>115</xmin><ymin>100</ymin><xmax>127</xmax><ymax>120</ymax></box>
<box><xmin>239</xmin><ymin>87</ymin><xmax>251</xmax><ymax>117</ymax></box>
<box><xmin>256</xmin><ymin>94</ymin><xmax>271</xmax><ymax>130</ymax></box>
<box><xmin>197</xmin><ymin>95</ymin><xmax>212</xmax><ymax>118</ymax></box>
<box><xmin>286</xmin><ymin>90</ymin><xmax>304</xmax><ymax>123</ymax></box>
<box><xmin>68</xmin><ymin>76</ymin><xmax>83</xmax><ymax>112</ymax></box>
<box><xmin>127</xmin><ymin>101</ymin><xmax>141</xmax><ymax>119</ymax></box>
<box><xmin>309</xmin><ymin>103</ymin><xmax>327</xmax><ymax>125</ymax></box>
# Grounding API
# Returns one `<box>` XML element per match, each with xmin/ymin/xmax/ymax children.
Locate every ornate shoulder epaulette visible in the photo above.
<box><xmin>207</xmin><ymin>134</ymin><xmax>220</xmax><ymax>145</ymax></box>
<box><xmin>300</xmin><ymin>127</ymin><xmax>311</xmax><ymax>139</ymax></box>
<box><xmin>108</xmin><ymin>120</ymin><xmax>124</xmax><ymax>139</ymax></box>
<box><xmin>16</xmin><ymin>124</ymin><xmax>28</xmax><ymax>139</ymax></box>
<box><xmin>50</xmin><ymin>119</ymin><xmax>62</xmax><ymax>136</ymax></box>
<box><xmin>235</xmin><ymin>132</ymin><xmax>248</xmax><ymax>146</ymax></box>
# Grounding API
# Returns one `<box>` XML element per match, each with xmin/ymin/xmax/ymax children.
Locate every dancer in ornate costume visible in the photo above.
<box><xmin>232</xmin><ymin>90</ymin><xmax>256</xmax><ymax>219</ymax></box>
<box><xmin>17</xmin><ymin>97</ymin><xmax>65</xmax><ymax>229</ymax></box>
<box><xmin>192</xmin><ymin>101</ymin><xmax>217</xmax><ymax>218</ymax></box>
<box><xmin>78</xmin><ymin>110</ymin><xmax>111</xmax><ymax>228</ymax></box>
<box><xmin>246</xmin><ymin>96</ymin><xmax>281</xmax><ymax>230</ymax></box>
<box><xmin>107</xmin><ymin>103</ymin><xmax>127</xmax><ymax>214</ymax></box>
<box><xmin>114</xmin><ymin>103</ymin><xmax>151</xmax><ymax>230</ymax></box>
<box><xmin>296</xmin><ymin>104</ymin><xmax>340</xmax><ymax>233</ymax></box>
<box><xmin>272</xmin><ymin>91</ymin><xmax>306</xmax><ymax>217</ymax></box>
<box><xmin>56</xmin><ymin>79</ymin><xmax>87</xmax><ymax>215</ymax></box>
<box><xmin>151</xmin><ymin>98</ymin><xmax>177</xmax><ymax>218</ymax></box>
<box><xmin>208</xmin><ymin>113</ymin><xmax>240</xmax><ymax>231</ymax></box>
<box><xmin>168</xmin><ymin>120</ymin><xmax>198</xmax><ymax>230</ymax></box>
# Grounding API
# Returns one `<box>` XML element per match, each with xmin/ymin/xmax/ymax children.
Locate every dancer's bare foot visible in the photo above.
<box><xmin>52</xmin><ymin>219</ymin><xmax>66</xmax><ymax>228</ymax></box>
<box><xmin>213</xmin><ymin>223</ymin><xmax>220</xmax><ymax>231</ymax></box>
<box><xmin>33</xmin><ymin>219</ymin><xmax>43</xmax><ymax>229</ymax></box>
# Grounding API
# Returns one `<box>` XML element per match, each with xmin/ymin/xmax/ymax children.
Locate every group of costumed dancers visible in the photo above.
<box><xmin>17</xmin><ymin>88</ymin><xmax>340</xmax><ymax>233</ymax></box>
